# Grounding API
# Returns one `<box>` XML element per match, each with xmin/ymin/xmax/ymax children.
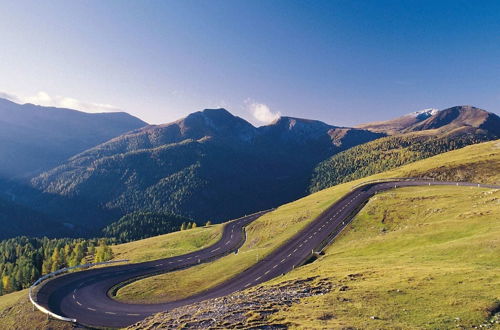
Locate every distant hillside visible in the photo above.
<box><xmin>356</xmin><ymin>108</ymin><xmax>439</xmax><ymax>134</ymax></box>
<box><xmin>310</xmin><ymin>106</ymin><xmax>500</xmax><ymax>192</ymax></box>
<box><xmin>0</xmin><ymin>197</ymin><xmax>68</xmax><ymax>240</ymax></box>
<box><xmin>0</xmin><ymin>178</ymin><xmax>117</xmax><ymax>238</ymax></box>
<box><xmin>0</xmin><ymin>98</ymin><xmax>147</xmax><ymax>178</ymax></box>
<box><xmin>31</xmin><ymin>108</ymin><xmax>383</xmax><ymax>225</ymax></box>
<box><xmin>357</xmin><ymin>105</ymin><xmax>499</xmax><ymax>135</ymax></box>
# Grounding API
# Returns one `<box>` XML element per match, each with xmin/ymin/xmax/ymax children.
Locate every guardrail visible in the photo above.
<box><xmin>350</xmin><ymin>177</ymin><xmax>436</xmax><ymax>190</ymax></box>
<box><xmin>29</xmin><ymin>259</ymin><xmax>129</xmax><ymax>322</ymax></box>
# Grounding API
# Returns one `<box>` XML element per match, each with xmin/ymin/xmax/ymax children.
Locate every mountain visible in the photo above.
<box><xmin>405</xmin><ymin>105</ymin><xmax>500</xmax><ymax>135</ymax></box>
<box><xmin>310</xmin><ymin>105</ymin><xmax>500</xmax><ymax>192</ymax></box>
<box><xmin>0</xmin><ymin>98</ymin><xmax>147</xmax><ymax>178</ymax></box>
<box><xmin>357</xmin><ymin>105</ymin><xmax>499</xmax><ymax>136</ymax></box>
<box><xmin>356</xmin><ymin>108</ymin><xmax>439</xmax><ymax>134</ymax></box>
<box><xmin>31</xmin><ymin>109</ymin><xmax>383</xmax><ymax>227</ymax></box>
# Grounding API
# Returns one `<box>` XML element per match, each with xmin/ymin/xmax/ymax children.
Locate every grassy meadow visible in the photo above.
<box><xmin>114</xmin><ymin>140</ymin><xmax>500</xmax><ymax>305</ymax></box>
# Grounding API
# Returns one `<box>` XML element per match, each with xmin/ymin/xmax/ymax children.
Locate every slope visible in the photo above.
<box><xmin>32</xmin><ymin>108</ymin><xmax>382</xmax><ymax>224</ymax></box>
<box><xmin>136</xmin><ymin>185</ymin><xmax>500</xmax><ymax>329</ymax></box>
<box><xmin>0</xmin><ymin>98</ymin><xmax>147</xmax><ymax>178</ymax></box>
<box><xmin>113</xmin><ymin>140</ymin><xmax>499</xmax><ymax>307</ymax></box>
<box><xmin>2</xmin><ymin>140</ymin><xmax>499</xmax><ymax>329</ymax></box>
<box><xmin>0</xmin><ymin>225</ymin><xmax>222</xmax><ymax>330</ymax></box>
<box><xmin>310</xmin><ymin>105</ymin><xmax>500</xmax><ymax>192</ymax></box>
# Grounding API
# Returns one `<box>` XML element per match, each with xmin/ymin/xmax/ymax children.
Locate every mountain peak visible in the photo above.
<box><xmin>406</xmin><ymin>108</ymin><xmax>439</xmax><ymax>120</ymax></box>
<box><xmin>266</xmin><ymin>116</ymin><xmax>334</xmax><ymax>131</ymax></box>
<box><xmin>407</xmin><ymin>105</ymin><xmax>499</xmax><ymax>135</ymax></box>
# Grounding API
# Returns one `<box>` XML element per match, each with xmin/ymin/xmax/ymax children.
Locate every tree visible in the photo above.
<box><xmin>192</xmin><ymin>222</ymin><xmax>197</xmax><ymax>228</ymax></box>
<box><xmin>180</xmin><ymin>222</ymin><xmax>187</xmax><ymax>231</ymax></box>
<box><xmin>186</xmin><ymin>222</ymin><xmax>193</xmax><ymax>230</ymax></box>
<box><xmin>2</xmin><ymin>275</ymin><xmax>13</xmax><ymax>294</ymax></box>
<box><xmin>94</xmin><ymin>241</ymin><xmax>113</xmax><ymax>263</ymax></box>
<box><xmin>205</xmin><ymin>221</ymin><xmax>212</xmax><ymax>227</ymax></box>
<box><xmin>51</xmin><ymin>248</ymin><xmax>64</xmax><ymax>272</ymax></box>
<box><xmin>42</xmin><ymin>259</ymin><xmax>52</xmax><ymax>275</ymax></box>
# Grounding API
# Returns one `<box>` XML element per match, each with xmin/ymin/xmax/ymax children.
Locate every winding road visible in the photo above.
<box><xmin>34</xmin><ymin>180</ymin><xmax>499</xmax><ymax>328</ymax></box>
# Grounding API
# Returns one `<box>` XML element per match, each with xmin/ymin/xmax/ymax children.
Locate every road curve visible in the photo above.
<box><xmin>35</xmin><ymin>180</ymin><xmax>499</xmax><ymax>328</ymax></box>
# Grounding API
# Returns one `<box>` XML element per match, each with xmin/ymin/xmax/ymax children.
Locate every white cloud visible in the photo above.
<box><xmin>0</xmin><ymin>91</ymin><xmax>22</xmax><ymax>103</ymax></box>
<box><xmin>246</xmin><ymin>100</ymin><xmax>281</xmax><ymax>124</ymax></box>
<box><xmin>0</xmin><ymin>90</ymin><xmax>121</xmax><ymax>113</ymax></box>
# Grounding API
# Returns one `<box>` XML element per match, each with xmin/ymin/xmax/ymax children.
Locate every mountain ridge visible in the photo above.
<box><xmin>0</xmin><ymin>97</ymin><xmax>148</xmax><ymax>178</ymax></box>
<box><xmin>356</xmin><ymin>105</ymin><xmax>499</xmax><ymax>136</ymax></box>
<box><xmin>30</xmin><ymin>108</ymin><xmax>383</xmax><ymax>228</ymax></box>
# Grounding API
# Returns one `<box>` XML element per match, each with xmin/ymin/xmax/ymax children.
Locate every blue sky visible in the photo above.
<box><xmin>0</xmin><ymin>0</ymin><xmax>498</xmax><ymax>126</ymax></box>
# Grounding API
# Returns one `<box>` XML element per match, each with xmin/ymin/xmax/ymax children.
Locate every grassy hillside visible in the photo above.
<box><xmin>310</xmin><ymin>106</ymin><xmax>500</xmax><ymax>193</ymax></box>
<box><xmin>0</xmin><ymin>224</ymin><xmax>222</xmax><ymax>328</ymax></box>
<box><xmin>1</xmin><ymin>140</ymin><xmax>498</xmax><ymax>328</ymax></box>
<box><xmin>265</xmin><ymin>186</ymin><xmax>500</xmax><ymax>328</ymax></box>
<box><xmin>114</xmin><ymin>140</ymin><xmax>500</xmax><ymax>304</ymax></box>
<box><xmin>309</xmin><ymin>131</ymin><xmax>494</xmax><ymax>193</ymax></box>
<box><xmin>0</xmin><ymin>289</ymin><xmax>71</xmax><ymax>330</ymax></box>
<box><xmin>110</xmin><ymin>224</ymin><xmax>222</xmax><ymax>263</ymax></box>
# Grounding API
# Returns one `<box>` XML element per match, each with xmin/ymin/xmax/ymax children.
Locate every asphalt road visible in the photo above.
<box><xmin>35</xmin><ymin>180</ymin><xmax>499</xmax><ymax>328</ymax></box>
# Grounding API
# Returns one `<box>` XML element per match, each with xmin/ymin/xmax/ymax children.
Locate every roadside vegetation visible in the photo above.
<box><xmin>0</xmin><ymin>223</ymin><xmax>222</xmax><ymax>328</ymax></box>
<box><xmin>114</xmin><ymin>140</ymin><xmax>500</xmax><ymax>304</ymax></box>
<box><xmin>101</xmin><ymin>211</ymin><xmax>193</xmax><ymax>243</ymax></box>
<box><xmin>110</xmin><ymin>224</ymin><xmax>222</xmax><ymax>263</ymax></box>
<box><xmin>0</xmin><ymin>237</ymin><xmax>113</xmax><ymax>296</ymax></box>
<box><xmin>1</xmin><ymin>140</ymin><xmax>498</xmax><ymax>327</ymax></box>
<box><xmin>0</xmin><ymin>211</ymin><xmax>203</xmax><ymax>297</ymax></box>
<box><xmin>265</xmin><ymin>186</ymin><xmax>500</xmax><ymax>328</ymax></box>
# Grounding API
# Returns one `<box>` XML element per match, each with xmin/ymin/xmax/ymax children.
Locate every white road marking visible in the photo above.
<box><xmin>293</xmin><ymin>248</ymin><xmax>297</xmax><ymax>253</ymax></box>
<box><xmin>226</xmin><ymin>241</ymin><xmax>231</xmax><ymax>245</ymax></box>
<box><xmin>281</xmin><ymin>258</ymin><xmax>286</xmax><ymax>263</ymax></box>
<box><xmin>273</xmin><ymin>264</ymin><xmax>278</xmax><ymax>269</ymax></box>
<box><xmin>76</xmin><ymin>301</ymin><xmax>82</xmax><ymax>306</ymax></box>
<box><xmin>105</xmin><ymin>311</ymin><xmax>117</xmax><ymax>315</ymax></box>
<box><xmin>265</xmin><ymin>270</ymin><xmax>271</xmax><ymax>275</ymax></box>
<box><xmin>255</xmin><ymin>276</ymin><xmax>261</xmax><ymax>281</ymax></box>
<box><xmin>87</xmin><ymin>307</ymin><xmax>96</xmax><ymax>311</ymax></box>
<box><xmin>127</xmin><ymin>313</ymin><xmax>140</xmax><ymax>316</ymax></box>
<box><xmin>211</xmin><ymin>248</ymin><xmax>220</xmax><ymax>252</ymax></box>
<box><xmin>72</xmin><ymin>294</ymin><xmax>75</xmax><ymax>299</ymax></box>
<box><xmin>244</xmin><ymin>283</ymin><xmax>251</xmax><ymax>288</ymax></box>
<box><xmin>155</xmin><ymin>263</ymin><xmax>163</xmax><ymax>267</ymax></box>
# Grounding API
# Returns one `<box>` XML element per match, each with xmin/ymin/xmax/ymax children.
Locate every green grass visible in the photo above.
<box><xmin>115</xmin><ymin>140</ymin><xmax>500</xmax><ymax>304</ymax></box>
<box><xmin>267</xmin><ymin>186</ymin><xmax>500</xmax><ymax>328</ymax></box>
<box><xmin>111</xmin><ymin>225</ymin><xmax>222</xmax><ymax>263</ymax></box>
<box><xmin>0</xmin><ymin>289</ymin><xmax>72</xmax><ymax>330</ymax></box>
<box><xmin>2</xmin><ymin>140</ymin><xmax>498</xmax><ymax>328</ymax></box>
